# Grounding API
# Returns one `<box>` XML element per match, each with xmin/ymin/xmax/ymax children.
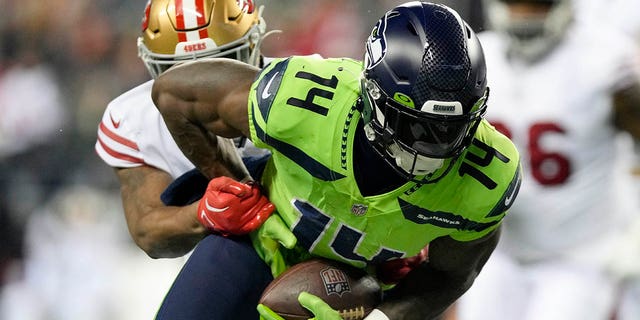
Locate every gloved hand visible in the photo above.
<box><xmin>197</xmin><ymin>176</ymin><xmax>274</xmax><ymax>235</ymax></box>
<box><xmin>257</xmin><ymin>292</ymin><xmax>342</xmax><ymax>320</ymax></box>
<box><xmin>258</xmin><ymin>214</ymin><xmax>297</xmax><ymax>249</ymax></box>
<box><xmin>251</xmin><ymin>214</ymin><xmax>297</xmax><ymax>276</ymax></box>
<box><xmin>376</xmin><ymin>246</ymin><xmax>429</xmax><ymax>285</ymax></box>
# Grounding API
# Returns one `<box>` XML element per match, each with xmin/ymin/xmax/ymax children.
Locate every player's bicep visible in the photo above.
<box><xmin>428</xmin><ymin>226</ymin><xmax>501</xmax><ymax>277</ymax></box>
<box><xmin>153</xmin><ymin>58</ymin><xmax>257</xmax><ymax>137</ymax></box>
<box><xmin>205</xmin><ymin>76</ymin><xmax>254</xmax><ymax>138</ymax></box>
<box><xmin>152</xmin><ymin>75</ymin><xmax>208</xmax><ymax>155</ymax></box>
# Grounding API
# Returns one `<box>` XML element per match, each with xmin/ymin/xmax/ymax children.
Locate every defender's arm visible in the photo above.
<box><xmin>116</xmin><ymin>165</ymin><xmax>205</xmax><ymax>258</ymax></box>
<box><xmin>152</xmin><ymin>58</ymin><xmax>259</xmax><ymax>179</ymax></box>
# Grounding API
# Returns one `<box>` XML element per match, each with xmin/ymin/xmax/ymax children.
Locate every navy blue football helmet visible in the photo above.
<box><xmin>361</xmin><ymin>1</ymin><xmax>489</xmax><ymax>176</ymax></box>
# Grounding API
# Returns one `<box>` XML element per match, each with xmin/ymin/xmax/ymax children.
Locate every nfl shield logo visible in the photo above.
<box><xmin>351</xmin><ymin>204</ymin><xmax>368</xmax><ymax>216</ymax></box>
<box><xmin>320</xmin><ymin>267</ymin><xmax>352</xmax><ymax>296</ymax></box>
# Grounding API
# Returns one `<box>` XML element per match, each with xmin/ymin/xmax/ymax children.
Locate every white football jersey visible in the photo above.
<box><xmin>479</xmin><ymin>23</ymin><xmax>640</xmax><ymax>262</ymax></box>
<box><xmin>95</xmin><ymin>80</ymin><xmax>195</xmax><ymax>179</ymax></box>
<box><xmin>576</xmin><ymin>0</ymin><xmax>640</xmax><ymax>39</ymax></box>
<box><xmin>96</xmin><ymin>57</ymin><xmax>276</xmax><ymax>180</ymax></box>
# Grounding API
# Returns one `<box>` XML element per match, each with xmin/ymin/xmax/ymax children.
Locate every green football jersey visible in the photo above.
<box><xmin>248</xmin><ymin>55</ymin><xmax>521</xmax><ymax>275</ymax></box>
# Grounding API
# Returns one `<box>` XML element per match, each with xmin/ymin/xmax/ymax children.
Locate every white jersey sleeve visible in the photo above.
<box><xmin>95</xmin><ymin>80</ymin><xmax>195</xmax><ymax>179</ymax></box>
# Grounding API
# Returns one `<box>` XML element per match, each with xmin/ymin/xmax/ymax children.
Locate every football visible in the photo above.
<box><xmin>259</xmin><ymin>258</ymin><xmax>383</xmax><ymax>320</ymax></box>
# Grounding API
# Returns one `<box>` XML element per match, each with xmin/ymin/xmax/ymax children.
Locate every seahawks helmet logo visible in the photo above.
<box><xmin>364</xmin><ymin>16</ymin><xmax>388</xmax><ymax>70</ymax></box>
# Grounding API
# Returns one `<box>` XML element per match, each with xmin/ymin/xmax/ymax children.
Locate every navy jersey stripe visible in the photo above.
<box><xmin>254</xmin><ymin>59</ymin><xmax>290</xmax><ymax>122</ymax></box>
<box><xmin>251</xmin><ymin>103</ymin><xmax>346</xmax><ymax>182</ymax></box>
<box><xmin>399</xmin><ymin>198</ymin><xmax>499</xmax><ymax>231</ymax></box>
<box><xmin>486</xmin><ymin>160</ymin><xmax>522</xmax><ymax>218</ymax></box>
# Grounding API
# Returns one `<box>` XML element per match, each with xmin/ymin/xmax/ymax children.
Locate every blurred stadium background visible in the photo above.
<box><xmin>0</xmin><ymin>0</ymin><xmax>637</xmax><ymax>319</ymax></box>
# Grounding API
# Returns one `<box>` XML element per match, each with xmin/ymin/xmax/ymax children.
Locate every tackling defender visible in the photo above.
<box><xmin>95</xmin><ymin>0</ymin><xmax>276</xmax><ymax>318</ymax></box>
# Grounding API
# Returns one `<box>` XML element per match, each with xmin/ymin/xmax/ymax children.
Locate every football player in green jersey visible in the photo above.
<box><xmin>153</xmin><ymin>2</ymin><xmax>522</xmax><ymax>319</ymax></box>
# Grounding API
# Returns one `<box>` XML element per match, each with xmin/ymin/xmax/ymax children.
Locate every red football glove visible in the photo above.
<box><xmin>197</xmin><ymin>176</ymin><xmax>275</xmax><ymax>235</ymax></box>
<box><xmin>376</xmin><ymin>246</ymin><xmax>429</xmax><ymax>285</ymax></box>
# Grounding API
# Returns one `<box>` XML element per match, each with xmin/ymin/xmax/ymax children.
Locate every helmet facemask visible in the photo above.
<box><xmin>362</xmin><ymin>78</ymin><xmax>488</xmax><ymax>178</ymax></box>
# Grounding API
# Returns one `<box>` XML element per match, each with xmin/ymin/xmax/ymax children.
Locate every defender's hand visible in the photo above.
<box><xmin>256</xmin><ymin>292</ymin><xmax>342</xmax><ymax>320</ymax></box>
<box><xmin>197</xmin><ymin>176</ymin><xmax>274</xmax><ymax>235</ymax></box>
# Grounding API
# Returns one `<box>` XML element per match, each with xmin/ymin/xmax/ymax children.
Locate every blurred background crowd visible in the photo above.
<box><xmin>0</xmin><ymin>0</ymin><xmax>638</xmax><ymax>319</ymax></box>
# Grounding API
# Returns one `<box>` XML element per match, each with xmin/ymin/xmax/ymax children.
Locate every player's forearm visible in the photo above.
<box><xmin>118</xmin><ymin>166</ymin><xmax>209</xmax><ymax>258</ymax></box>
<box><xmin>153</xmin><ymin>67</ymin><xmax>221</xmax><ymax>178</ymax></box>
<box><xmin>129</xmin><ymin>202</ymin><xmax>208</xmax><ymax>258</ymax></box>
<box><xmin>378</xmin><ymin>229</ymin><xmax>500</xmax><ymax>319</ymax></box>
<box><xmin>157</xmin><ymin>105</ymin><xmax>225</xmax><ymax>179</ymax></box>
<box><xmin>376</xmin><ymin>263</ymin><xmax>473</xmax><ymax>320</ymax></box>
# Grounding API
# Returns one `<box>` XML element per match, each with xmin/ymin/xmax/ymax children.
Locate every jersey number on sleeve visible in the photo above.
<box><xmin>286</xmin><ymin>71</ymin><xmax>338</xmax><ymax>116</ymax></box>
<box><xmin>458</xmin><ymin>139</ymin><xmax>511</xmax><ymax>189</ymax></box>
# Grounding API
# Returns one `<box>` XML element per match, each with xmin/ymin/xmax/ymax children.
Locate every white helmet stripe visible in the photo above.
<box><xmin>175</xmin><ymin>0</ymin><xmax>209</xmax><ymax>42</ymax></box>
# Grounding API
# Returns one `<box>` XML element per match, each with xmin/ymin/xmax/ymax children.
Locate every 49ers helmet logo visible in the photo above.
<box><xmin>141</xmin><ymin>0</ymin><xmax>152</xmax><ymax>31</ymax></box>
<box><xmin>236</xmin><ymin>0</ymin><xmax>254</xmax><ymax>14</ymax></box>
